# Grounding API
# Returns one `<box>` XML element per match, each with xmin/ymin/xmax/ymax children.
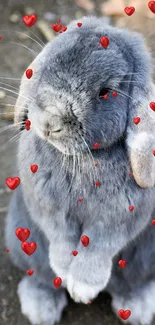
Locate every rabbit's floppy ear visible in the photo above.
<box><xmin>125</xmin><ymin>32</ymin><xmax>155</xmax><ymax>188</ymax></box>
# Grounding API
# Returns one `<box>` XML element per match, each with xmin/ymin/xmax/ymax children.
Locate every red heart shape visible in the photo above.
<box><xmin>77</xmin><ymin>22</ymin><xmax>82</xmax><ymax>27</ymax></box>
<box><xmin>95</xmin><ymin>181</ymin><xmax>101</xmax><ymax>187</ymax></box>
<box><xmin>53</xmin><ymin>277</ymin><xmax>62</xmax><ymax>288</ymax></box>
<box><xmin>26</xmin><ymin>269</ymin><xmax>34</xmax><ymax>276</ymax></box>
<box><xmin>72</xmin><ymin>250</ymin><xmax>78</xmax><ymax>256</ymax></box>
<box><xmin>78</xmin><ymin>197</ymin><xmax>83</xmax><ymax>202</ymax></box>
<box><xmin>100</xmin><ymin>36</ymin><xmax>109</xmax><ymax>49</ymax></box>
<box><xmin>23</xmin><ymin>15</ymin><xmax>37</xmax><ymax>27</ymax></box>
<box><xmin>129</xmin><ymin>205</ymin><xmax>134</xmax><ymax>211</ymax></box>
<box><xmin>149</xmin><ymin>102</ymin><xmax>155</xmax><ymax>111</ymax></box>
<box><xmin>61</xmin><ymin>26</ymin><xmax>67</xmax><ymax>32</ymax></box>
<box><xmin>0</xmin><ymin>36</ymin><xmax>2</xmax><ymax>40</ymax></box>
<box><xmin>118</xmin><ymin>309</ymin><xmax>131</xmax><ymax>320</ymax></box>
<box><xmin>81</xmin><ymin>235</ymin><xmax>90</xmax><ymax>247</ymax></box>
<box><xmin>26</xmin><ymin>69</ymin><xmax>33</xmax><ymax>79</ymax></box>
<box><xmin>5</xmin><ymin>177</ymin><xmax>20</xmax><ymax>190</ymax></box>
<box><xmin>124</xmin><ymin>6</ymin><xmax>135</xmax><ymax>16</ymax></box>
<box><xmin>133</xmin><ymin>117</ymin><xmax>141</xmax><ymax>125</ymax></box>
<box><xmin>152</xmin><ymin>220</ymin><xmax>155</xmax><ymax>225</ymax></box>
<box><xmin>30</xmin><ymin>164</ymin><xmax>38</xmax><ymax>173</ymax></box>
<box><xmin>25</xmin><ymin>119</ymin><xmax>31</xmax><ymax>131</ymax></box>
<box><xmin>94</xmin><ymin>162</ymin><xmax>99</xmax><ymax>166</ymax></box>
<box><xmin>112</xmin><ymin>91</ymin><xmax>118</xmax><ymax>97</ymax></box>
<box><xmin>15</xmin><ymin>228</ymin><xmax>30</xmax><ymax>242</ymax></box>
<box><xmin>52</xmin><ymin>24</ymin><xmax>62</xmax><ymax>32</ymax></box>
<box><xmin>148</xmin><ymin>1</ymin><xmax>155</xmax><ymax>13</ymax></box>
<box><xmin>153</xmin><ymin>150</ymin><xmax>155</xmax><ymax>156</ymax></box>
<box><xmin>93</xmin><ymin>142</ymin><xmax>99</xmax><ymax>149</ymax></box>
<box><xmin>103</xmin><ymin>94</ymin><xmax>108</xmax><ymax>99</ymax></box>
<box><xmin>21</xmin><ymin>242</ymin><xmax>37</xmax><ymax>256</ymax></box>
<box><xmin>118</xmin><ymin>259</ymin><xmax>127</xmax><ymax>268</ymax></box>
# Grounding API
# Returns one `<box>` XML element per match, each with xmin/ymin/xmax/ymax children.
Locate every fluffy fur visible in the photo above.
<box><xmin>5</xmin><ymin>16</ymin><xmax>155</xmax><ymax>325</ymax></box>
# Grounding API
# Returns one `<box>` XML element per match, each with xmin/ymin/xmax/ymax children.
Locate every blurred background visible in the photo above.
<box><xmin>0</xmin><ymin>0</ymin><xmax>155</xmax><ymax>324</ymax></box>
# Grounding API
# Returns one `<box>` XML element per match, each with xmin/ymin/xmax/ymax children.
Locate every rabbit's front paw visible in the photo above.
<box><xmin>67</xmin><ymin>273</ymin><xmax>105</xmax><ymax>303</ymax></box>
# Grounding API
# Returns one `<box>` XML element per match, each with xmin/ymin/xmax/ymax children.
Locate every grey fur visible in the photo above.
<box><xmin>5</xmin><ymin>16</ymin><xmax>155</xmax><ymax>324</ymax></box>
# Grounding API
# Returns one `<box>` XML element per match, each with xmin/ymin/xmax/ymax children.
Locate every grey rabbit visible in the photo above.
<box><xmin>5</xmin><ymin>16</ymin><xmax>155</xmax><ymax>325</ymax></box>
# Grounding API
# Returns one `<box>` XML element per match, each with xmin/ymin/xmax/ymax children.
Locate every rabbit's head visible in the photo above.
<box><xmin>15</xmin><ymin>16</ymin><xmax>155</xmax><ymax>188</ymax></box>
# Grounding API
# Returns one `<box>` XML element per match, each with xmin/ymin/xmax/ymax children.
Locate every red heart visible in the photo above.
<box><xmin>21</xmin><ymin>242</ymin><xmax>37</xmax><ymax>256</ymax></box>
<box><xmin>6</xmin><ymin>177</ymin><xmax>20</xmax><ymax>190</ymax></box>
<box><xmin>26</xmin><ymin>269</ymin><xmax>34</xmax><ymax>276</ymax></box>
<box><xmin>152</xmin><ymin>220</ymin><xmax>155</xmax><ymax>225</ymax></box>
<box><xmin>133</xmin><ymin>117</ymin><xmax>141</xmax><ymax>125</ymax></box>
<box><xmin>118</xmin><ymin>259</ymin><xmax>127</xmax><ymax>268</ymax></box>
<box><xmin>94</xmin><ymin>142</ymin><xmax>99</xmax><ymax>149</ymax></box>
<box><xmin>5</xmin><ymin>249</ymin><xmax>10</xmax><ymax>252</ymax></box>
<box><xmin>124</xmin><ymin>6</ymin><xmax>135</xmax><ymax>16</ymax></box>
<box><xmin>53</xmin><ymin>277</ymin><xmax>62</xmax><ymax>288</ymax></box>
<box><xmin>52</xmin><ymin>24</ymin><xmax>62</xmax><ymax>32</ymax></box>
<box><xmin>26</xmin><ymin>69</ymin><xmax>33</xmax><ymax>79</ymax></box>
<box><xmin>23</xmin><ymin>15</ymin><xmax>37</xmax><ymax>27</ymax></box>
<box><xmin>62</xmin><ymin>26</ymin><xmax>67</xmax><ymax>32</ymax></box>
<box><xmin>112</xmin><ymin>91</ymin><xmax>118</xmax><ymax>97</ymax></box>
<box><xmin>57</xmin><ymin>19</ymin><xmax>61</xmax><ymax>22</ymax></box>
<box><xmin>103</xmin><ymin>94</ymin><xmax>108</xmax><ymax>99</ymax></box>
<box><xmin>30</xmin><ymin>164</ymin><xmax>38</xmax><ymax>173</ymax></box>
<box><xmin>25</xmin><ymin>119</ymin><xmax>31</xmax><ymax>131</ymax></box>
<box><xmin>81</xmin><ymin>235</ymin><xmax>90</xmax><ymax>247</ymax></box>
<box><xmin>100</xmin><ymin>36</ymin><xmax>109</xmax><ymax>49</ymax></box>
<box><xmin>95</xmin><ymin>181</ymin><xmax>101</xmax><ymax>187</ymax></box>
<box><xmin>149</xmin><ymin>102</ymin><xmax>155</xmax><ymax>111</ymax></box>
<box><xmin>129</xmin><ymin>205</ymin><xmax>134</xmax><ymax>211</ymax></box>
<box><xmin>118</xmin><ymin>309</ymin><xmax>131</xmax><ymax>320</ymax></box>
<box><xmin>78</xmin><ymin>197</ymin><xmax>83</xmax><ymax>202</ymax></box>
<box><xmin>15</xmin><ymin>228</ymin><xmax>30</xmax><ymax>242</ymax></box>
<box><xmin>0</xmin><ymin>36</ymin><xmax>2</xmax><ymax>40</ymax></box>
<box><xmin>72</xmin><ymin>250</ymin><xmax>78</xmax><ymax>256</ymax></box>
<box><xmin>153</xmin><ymin>150</ymin><xmax>155</xmax><ymax>156</ymax></box>
<box><xmin>94</xmin><ymin>162</ymin><xmax>99</xmax><ymax>166</ymax></box>
<box><xmin>77</xmin><ymin>22</ymin><xmax>82</xmax><ymax>27</ymax></box>
<box><xmin>148</xmin><ymin>1</ymin><xmax>155</xmax><ymax>13</ymax></box>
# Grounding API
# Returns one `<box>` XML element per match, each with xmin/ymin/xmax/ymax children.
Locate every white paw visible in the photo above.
<box><xmin>112</xmin><ymin>281</ymin><xmax>155</xmax><ymax>325</ymax></box>
<box><xmin>17</xmin><ymin>276</ymin><xmax>68</xmax><ymax>325</ymax></box>
<box><xmin>67</xmin><ymin>273</ymin><xmax>104</xmax><ymax>304</ymax></box>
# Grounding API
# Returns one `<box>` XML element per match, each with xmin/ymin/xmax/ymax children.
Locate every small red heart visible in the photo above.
<box><xmin>21</xmin><ymin>242</ymin><xmax>37</xmax><ymax>256</ymax></box>
<box><xmin>52</xmin><ymin>24</ymin><xmax>62</xmax><ymax>32</ymax></box>
<box><xmin>129</xmin><ymin>205</ymin><xmax>134</xmax><ymax>211</ymax></box>
<box><xmin>94</xmin><ymin>162</ymin><xmax>98</xmax><ymax>166</ymax></box>
<box><xmin>25</xmin><ymin>119</ymin><xmax>31</xmax><ymax>131</ymax></box>
<box><xmin>57</xmin><ymin>19</ymin><xmax>61</xmax><ymax>22</ymax></box>
<box><xmin>100</xmin><ymin>36</ymin><xmax>109</xmax><ymax>49</ymax></box>
<box><xmin>78</xmin><ymin>197</ymin><xmax>83</xmax><ymax>202</ymax></box>
<box><xmin>149</xmin><ymin>102</ymin><xmax>155</xmax><ymax>111</ymax></box>
<box><xmin>72</xmin><ymin>250</ymin><xmax>78</xmax><ymax>256</ymax></box>
<box><xmin>133</xmin><ymin>117</ymin><xmax>141</xmax><ymax>125</ymax></box>
<box><xmin>112</xmin><ymin>91</ymin><xmax>118</xmax><ymax>97</ymax></box>
<box><xmin>148</xmin><ymin>1</ymin><xmax>155</xmax><ymax>14</ymax></box>
<box><xmin>81</xmin><ymin>235</ymin><xmax>90</xmax><ymax>247</ymax></box>
<box><xmin>103</xmin><ymin>94</ymin><xmax>108</xmax><ymax>99</ymax></box>
<box><xmin>94</xmin><ymin>142</ymin><xmax>99</xmax><ymax>149</ymax></box>
<box><xmin>124</xmin><ymin>6</ymin><xmax>135</xmax><ymax>16</ymax></box>
<box><xmin>118</xmin><ymin>259</ymin><xmax>127</xmax><ymax>268</ymax></box>
<box><xmin>53</xmin><ymin>277</ymin><xmax>62</xmax><ymax>288</ymax></box>
<box><xmin>0</xmin><ymin>36</ymin><xmax>2</xmax><ymax>40</ymax></box>
<box><xmin>6</xmin><ymin>177</ymin><xmax>20</xmax><ymax>190</ymax></box>
<box><xmin>26</xmin><ymin>69</ymin><xmax>33</xmax><ymax>79</ymax></box>
<box><xmin>128</xmin><ymin>173</ymin><xmax>132</xmax><ymax>177</ymax></box>
<box><xmin>30</xmin><ymin>164</ymin><xmax>38</xmax><ymax>173</ymax></box>
<box><xmin>23</xmin><ymin>15</ymin><xmax>37</xmax><ymax>27</ymax></box>
<box><xmin>118</xmin><ymin>309</ymin><xmax>131</xmax><ymax>320</ymax></box>
<box><xmin>26</xmin><ymin>269</ymin><xmax>34</xmax><ymax>276</ymax></box>
<box><xmin>152</xmin><ymin>220</ymin><xmax>155</xmax><ymax>225</ymax></box>
<box><xmin>15</xmin><ymin>228</ymin><xmax>30</xmax><ymax>242</ymax></box>
<box><xmin>95</xmin><ymin>181</ymin><xmax>101</xmax><ymax>187</ymax></box>
<box><xmin>61</xmin><ymin>26</ymin><xmax>67</xmax><ymax>32</ymax></box>
<box><xmin>77</xmin><ymin>22</ymin><xmax>82</xmax><ymax>27</ymax></box>
<box><xmin>153</xmin><ymin>150</ymin><xmax>155</xmax><ymax>156</ymax></box>
<box><xmin>5</xmin><ymin>249</ymin><xmax>10</xmax><ymax>252</ymax></box>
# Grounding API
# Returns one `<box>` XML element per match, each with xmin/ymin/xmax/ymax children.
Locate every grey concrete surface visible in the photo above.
<box><xmin>0</xmin><ymin>0</ymin><xmax>155</xmax><ymax>324</ymax></box>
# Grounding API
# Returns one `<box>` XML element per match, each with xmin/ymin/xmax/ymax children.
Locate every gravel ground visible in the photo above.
<box><xmin>0</xmin><ymin>0</ymin><xmax>155</xmax><ymax>324</ymax></box>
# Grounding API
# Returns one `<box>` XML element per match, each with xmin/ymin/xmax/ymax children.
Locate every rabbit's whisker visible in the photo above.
<box><xmin>0</xmin><ymin>122</ymin><xmax>22</xmax><ymax>134</ymax></box>
<box><xmin>0</xmin><ymin>131</ymin><xmax>21</xmax><ymax>152</ymax></box>
<box><xmin>0</xmin><ymin>29</ymin><xmax>45</xmax><ymax>48</ymax></box>
<box><xmin>2</xmin><ymin>41</ymin><xmax>39</xmax><ymax>56</ymax></box>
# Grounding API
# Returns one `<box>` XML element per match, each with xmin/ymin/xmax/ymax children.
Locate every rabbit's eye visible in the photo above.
<box><xmin>99</xmin><ymin>88</ymin><xmax>109</xmax><ymax>98</ymax></box>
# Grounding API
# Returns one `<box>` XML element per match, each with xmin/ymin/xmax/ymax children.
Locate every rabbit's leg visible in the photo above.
<box><xmin>5</xmin><ymin>188</ymin><xmax>68</xmax><ymax>325</ymax></box>
<box><xmin>107</xmin><ymin>221</ymin><xmax>155</xmax><ymax>325</ymax></box>
<box><xmin>17</xmin><ymin>276</ymin><xmax>67</xmax><ymax>325</ymax></box>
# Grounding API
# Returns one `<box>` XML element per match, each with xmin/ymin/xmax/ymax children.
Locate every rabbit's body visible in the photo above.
<box><xmin>5</xmin><ymin>16</ymin><xmax>155</xmax><ymax>325</ymax></box>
